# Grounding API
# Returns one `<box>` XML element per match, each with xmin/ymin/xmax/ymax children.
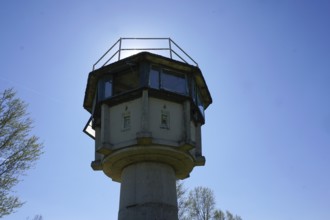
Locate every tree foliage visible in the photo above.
<box><xmin>0</xmin><ymin>89</ymin><xmax>43</xmax><ymax>218</ymax></box>
<box><xmin>26</xmin><ymin>215</ymin><xmax>43</xmax><ymax>220</ymax></box>
<box><xmin>187</xmin><ymin>186</ymin><xmax>216</xmax><ymax>220</ymax></box>
<box><xmin>177</xmin><ymin>181</ymin><xmax>242</xmax><ymax>220</ymax></box>
<box><xmin>31</xmin><ymin>214</ymin><xmax>43</xmax><ymax>220</ymax></box>
<box><xmin>177</xmin><ymin>180</ymin><xmax>188</xmax><ymax>220</ymax></box>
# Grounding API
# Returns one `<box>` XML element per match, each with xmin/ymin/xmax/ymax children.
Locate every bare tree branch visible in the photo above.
<box><xmin>177</xmin><ymin>182</ymin><xmax>243</xmax><ymax>220</ymax></box>
<box><xmin>0</xmin><ymin>88</ymin><xmax>43</xmax><ymax>218</ymax></box>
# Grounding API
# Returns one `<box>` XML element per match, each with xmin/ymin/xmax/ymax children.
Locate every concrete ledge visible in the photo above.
<box><xmin>102</xmin><ymin>145</ymin><xmax>195</xmax><ymax>182</ymax></box>
<box><xmin>91</xmin><ymin>160</ymin><xmax>103</xmax><ymax>170</ymax></box>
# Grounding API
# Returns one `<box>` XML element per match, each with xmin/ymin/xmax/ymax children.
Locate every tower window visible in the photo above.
<box><xmin>161</xmin><ymin>70</ymin><xmax>187</xmax><ymax>95</ymax></box>
<box><xmin>104</xmin><ymin>80</ymin><xmax>113</xmax><ymax>99</ymax></box>
<box><xmin>149</xmin><ymin>67</ymin><xmax>160</xmax><ymax>89</ymax></box>
<box><xmin>113</xmin><ymin>70</ymin><xmax>139</xmax><ymax>95</ymax></box>
<box><xmin>98</xmin><ymin>76</ymin><xmax>113</xmax><ymax>101</ymax></box>
<box><xmin>149</xmin><ymin>66</ymin><xmax>188</xmax><ymax>95</ymax></box>
<box><xmin>197</xmin><ymin>90</ymin><xmax>205</xmax><ymax>117</ymax></box>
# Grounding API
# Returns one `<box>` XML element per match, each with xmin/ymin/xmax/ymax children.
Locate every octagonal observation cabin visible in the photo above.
<box><xmin>83</xmin><ymin>38</ymin><xmax>212</xmax><ymax>181</ymax></box>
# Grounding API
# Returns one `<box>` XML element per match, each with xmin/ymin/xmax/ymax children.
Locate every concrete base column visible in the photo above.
<box><xmin>118</xmin><ymin>162</ymin><xmax>178</xmax><ymax>220</ymax></box>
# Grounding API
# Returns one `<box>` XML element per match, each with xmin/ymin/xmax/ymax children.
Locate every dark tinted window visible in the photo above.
<box><xmin>98</xmin><ymin>76</ymin><xmax>113</xmax><ymax>101</ymax></box>
<box><xmin>161</xmin><ymin>70</ymin><xmax>187</xmax><ymax>95</ymax></box>
<box><xmin>197</xmin><ymin>90</ymin><xmax>204</xmax><ymax>117</ymax></box>
<box><xmin>149</xmin><ymin>67</ymin><xmax>160</xmax><ymax>89</ymax></box>
<box><xmin>113</xmin><ymin>70</ymin><xmax>139</xmax><ymax>95</ymax></box>
<box><xmin>104</xmin><ymin>79</ymin><xmax>113</xmax><ymax>99</ymax></box>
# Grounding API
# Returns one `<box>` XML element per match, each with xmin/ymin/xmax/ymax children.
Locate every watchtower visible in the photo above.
<box><xmin>83</xmin><ymin>38</ymin><xmax>212</xmax><ymax>220</ymax></box>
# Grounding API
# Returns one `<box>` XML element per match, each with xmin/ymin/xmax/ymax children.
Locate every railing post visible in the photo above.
<box><xmin>169</xmin><ymin>38</ymin><xmax>172</xmax><ymax>59</ymax></box>
<box><xmin>93</xmin><ymin>38</ymin><xmax>120</xmax><ymax>70</ymax></box>
<box><xmin>118</xmin><ymin>38</ymin><xmax>122</xmax><ymax>61</ymax></box>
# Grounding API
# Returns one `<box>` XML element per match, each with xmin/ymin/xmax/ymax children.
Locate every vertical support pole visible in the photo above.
<box><xmin>91</xmin><ymin>122</ymin><xmax>103</xmax><ymax>170</ymax></box>
<box><xmin>195</xmin><ymin>123</ymin><xmax>202</xmax><ymax>156</ymax></box>
<box><xmin>94</xmin><ymin>124</ymin><xmax>102</xmax><ymax>160</ymax></box>
<box><xmin>118</xmin><ymin>38</ymin><xmax>122</xmax><ymax>60</ymax></box>
<box><xmin>141</xmin><ymin>90</ymin><xmax>149</xmax><ymax>132</ymax></box>
<box><xmin>194</xmin><ymin>122</ymin><xmax>205</xmax><ymax>165</ymax></box>
<box><xmin>137</xmin><ymin>90</ymin><xmax>152</xmax><ymax>144</ymax></box>
<box><xmin>169</xmin><ymin>38</ymin><xmax>173</xmax><ymax>59</ymax></box>
<box><xmin>97</xmin><ymin>103</ymin><xmax>112</xmax><ymax>154</ymax></box>
<box><xmin>183</xmin><ymin>100</ymin><xmax>191</xmax><ymax>144</ymax></box>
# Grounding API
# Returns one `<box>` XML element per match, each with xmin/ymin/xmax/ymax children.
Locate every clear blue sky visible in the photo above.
<box><xmin>1</xmin><ymin>1</ymin><xmax>329</xmax><ymax>219</ymax></box>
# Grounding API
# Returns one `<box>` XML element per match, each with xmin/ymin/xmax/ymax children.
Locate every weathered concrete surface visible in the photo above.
<box><xmin>118</xmin><ymin>162</ymin><xmax>178</xmax><ymax>220</ymax></box>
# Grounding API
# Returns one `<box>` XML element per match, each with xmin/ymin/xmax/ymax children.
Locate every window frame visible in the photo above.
<box><xmin>149</xmin><ymin>65</ymin><xmax>189</xmax><ymax>96</ymax></box>
<box><xmin>160</xmin><ymin>68</ymin><xmax>188</xmax><ymax>95</ymax></box>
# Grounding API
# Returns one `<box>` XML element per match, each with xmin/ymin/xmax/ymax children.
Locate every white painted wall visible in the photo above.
<box><xmin>149</xmin><ymin>98</ymin><xmax>183</xmax><ymax>144</ymax></box>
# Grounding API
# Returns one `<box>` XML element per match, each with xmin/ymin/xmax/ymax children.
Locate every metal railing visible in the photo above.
<box><xmin>92</xmin><ymin>37</ymin><xmax>198</xmax><ymax>71</ymax></box>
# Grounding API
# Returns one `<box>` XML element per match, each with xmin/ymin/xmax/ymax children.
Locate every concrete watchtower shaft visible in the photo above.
<box><xmin>83</xmin><ymin>38</ymin><xmax>212</xmax><ymax>220</ymax></box>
